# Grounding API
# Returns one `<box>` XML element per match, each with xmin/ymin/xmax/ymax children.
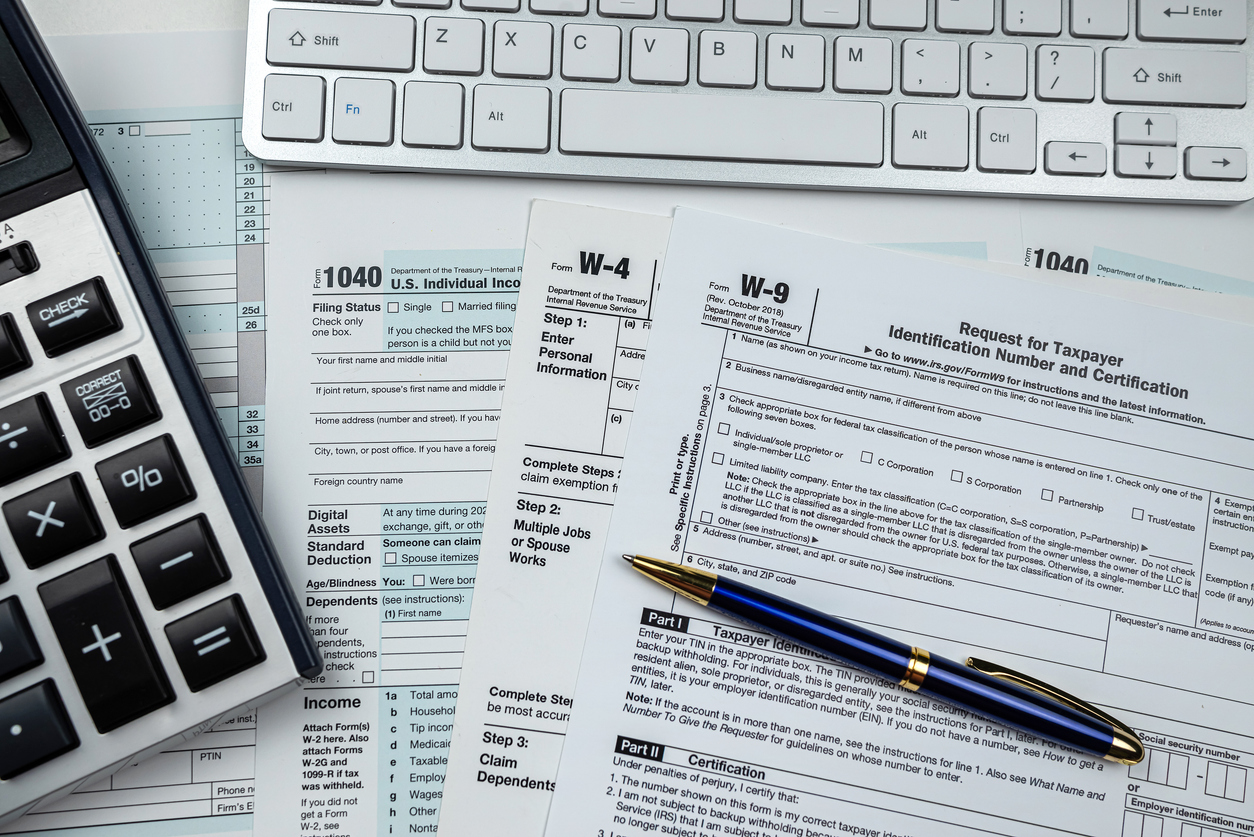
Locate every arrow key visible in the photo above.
<box><xmin>1114</xmin><ymin>112</ymin><xmax>1175</xmax><ymax>146</ymax></box>
<box><xmin>1044</xmin><ymin>141</ymin><xmax>1106</xmax><ymax>175</ymax></box>
<box><xmin>26</xmin><ymin>278</ymin><xmax>121</xmax><ymax>357</ymax></box>
<box><xmin>1115</xmin><ymin>143</ymin><xmax>1176</xmax><ymax>178</ymax></box>
<box><xmin>1185</xmin><ymin>146</ymin><xmax>1246</xmax><ymax>181</ymax></box>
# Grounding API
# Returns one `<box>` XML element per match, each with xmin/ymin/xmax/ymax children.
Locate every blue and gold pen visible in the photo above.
<box><xmin>624</xmin><ymin>554</ymin><xmax>1144</xmax><ymax>764</ymax></box>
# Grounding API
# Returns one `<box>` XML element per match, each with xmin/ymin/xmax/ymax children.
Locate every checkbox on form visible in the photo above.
<box><xmin>717</xmin><ymin>422</ymin><xmax>730</xmax><ymax>435</ymax></box>
<box><xmin>1133</xmin><ymin>508</ymin><xmax>1145</xmax><ymax>520</ymax></box>
<box><xmin>951</xmin><ymin>470</ymin><xmax>963</xmax><ymax>482</ymax></box>
<box><xmin>861</xmin><ymin>451</ymin><xmax>873</xmax><ymax>464</ymax></box>
<box><xmin>413</xmin><ymin>574</ymin><xmax>426</xmax><ymax>586</ymax></box>
<box><xmin>384</xmin><ymin>552</ymin><xmax>397</xmax><ymax>564</ymax></box>
<box><xmin>1041</xmin><ymin>489</ymin><xmax>1054</xmax><ymax>501</ymax></box>
<box><xmin>442</xmin><ymin>300</ymin><xmax>454</xmax><ymax>312</ymax></box>
<box><xmin>711</xmin><ymin>452</ymin><xmax>724</xmax><ymax>464</ymax></box>
<box><xmin>700</xmin><ymin>511</ymin><xmax>713</xmax><ymax>524</ymax></box>
<box><xmin>387</xmin><ymin>301</ymin><xmax>399</xmax><ymax>313</ymax></box>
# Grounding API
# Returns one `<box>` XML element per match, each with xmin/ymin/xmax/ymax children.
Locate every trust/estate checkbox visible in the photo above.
<box><xmin>387</xmin><ymin>301</ymin><xmax>399</xmax><ymax>313</ymax></box>
<box><xmin>1132</xmin><ymin>508</ymin><xmax>1145</xmax><ymax>520</ymax></box>
<box><xmin>1041</xmin><ymin>489</ymin><xmax>1054</xmax><ymax>501</ymax></box>
<box><xmin>700</xmin><ymin>511</ymin><xmax>713</xmax><ymax>523</ymax></box>
<box><xmin>861</xmin><ymin>451</ymin><xmax>873</xmax><ymax>464</ymax></box>
<box><xmin>717</xmin><ymin>422</ymin><xmax>730</xmax><ymax>435</ymax></box>
<box><xmin>442</xmin><ymin>300</ymin><xmax>454</xmax><ymax>312</ymax></box>
<box><xmin>712</xmin><ymin>452</ymin><xmax>725</xmax><ymax>464</ymax></box>
<box><xmin>951</xmin><ymin>470</ymin><xmax>963</xmax><ymax>482</ymax></box>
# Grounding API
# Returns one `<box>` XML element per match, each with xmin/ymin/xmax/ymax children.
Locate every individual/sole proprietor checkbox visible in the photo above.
<box><xmin>1041</xmin><ymin>489</ymin><xmax>1053</xmax><ymax>501</ymax></box>
<box><xmin>951</xmin><ymin>470</ymin><xmax>963</xmax><ymax>482</ymax></box>
<box><xmin>1132</xmin><ymin>508</ymin><xmax>1145</xmax><ymax>520</ymax></box>
<box><xmin>712</xmin><ymin>452</ymin><xmax>725</xmax><ymax>464</ymax></box>
<box><xmin>718</xmin><ymin>422</ymin><xmax>730</xmax><ymax>435</ymax></box>
<box><xmin>861</xmin><ymin>451</ymin><xmax>873</xmax><ymax>463</ymax></box>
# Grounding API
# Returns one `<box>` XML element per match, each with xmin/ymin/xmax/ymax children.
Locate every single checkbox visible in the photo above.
<box><xmin>384</xmin><ymin>552</ymin><xmax>397</xmax><ymax>564</ymax></box>
<box><xmin>362</xmin><ymin>671</ymin><xmax>375</xmax><ymax>684</ymax></box>
<box><xmin>951</xmin><ymin>470</ymin><xmax>963</xmax><ymax>482</ymax></box>
<box><xmin>1132</xmin><ymin>508</ymin><xmax>1144</xmax><ymax>521</ymax></box>
<box><xmin>413</xmin><ymin>574</ymin><xmax>426</xmax><ymax>586</ymax></box>
<box><xmin>387</xmin><ymin>301</ymin><xmax>399</xmax><ymax>313</ymax></box>
<box><xmin>700</xmin><ymin>511</ymin><xmax>713</xmax><ymax>523</ymax></box>
<box><xmin>861</xmin><ymin>451</ymin><xmax>873</xmax><ymax>464</ymax></box>
<box><xmin>442</xmin><ymin>300</ymin><xmax>454</xmax><ymax>312</ymax></box>
<box><xmin>1041</xmin><ymin>489</ymin><xmax>1054</xmax><ymax>501</ymax></box>
<box><xmin>717</xmin><ymin>422</ymin><xmax>730</xmax><ymax>435</ymax></box>
<box><xmin>711</xmin><ymin>452</ymin><xmax>725</xmax><ymax>465</ymax></box>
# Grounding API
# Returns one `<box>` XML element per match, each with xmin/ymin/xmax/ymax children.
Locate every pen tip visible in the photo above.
<box><xmin>622</xmin><ymin>554</ymin><xmax>635</xmax><ymax>565</ymax></box>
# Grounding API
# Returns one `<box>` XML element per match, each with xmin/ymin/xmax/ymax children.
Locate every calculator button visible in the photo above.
<box><xmin>3</xmin><ymin>474</ymin><xmax>104</xmax><ymax>568</ymax></box>
<box><xmin>39</xmin><ymin>556</ymin><xmax>174</xmax><ymax>732</ymax></box>
<box><xmin>96</xmin><ymin>435</ymin><xmax>196</xmax><ymax>528</ymax></box>
<box><xmin>0</xmin><ymin>241</ymin><xmax>39</xmax><ymax>286</ymax></box>
<box><xmin>0</xmin><ymin>313</ymin><xmax>31</xmax><ymax>379</ymax></box>
<box><xmin>130</xmin><ymin>516</ymin><xmax>230</xmax><ymax>610</ymax></box>
<box><xmin>61</xmin><ymin>356</ymin><xmax>161</xmax><ymax>448</ymax></box>
<box><xmin>0</xmin><ymin>555</ymin><xmax>7</xmax><ymax>584</ymax></box>
<box><xmin>0</xmin><ymin>680</ymin><xmax>78</xmax><ymax>779</ymax></box>
<box><xmin>26</xmin><ymin>278</ymin><xmax>121</xmax><ymax>357</ymax></box>
<box><xmin>0</xmin><ymin>596</ymin><xmax>43</xmax><ymax>683</ymax></box>
<box><xmin>165</xmin><ymin>596</ymin><xmax>265</xmax><ymax>692</ymax></box>
<box><xmin>0</xmin><ymin>394</ymin><xmax>69</xmax><ymax>486</ymax></box>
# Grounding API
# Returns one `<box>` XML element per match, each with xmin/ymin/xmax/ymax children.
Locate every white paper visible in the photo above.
<box><xmin>547</xmin><ymin>208</ymin><xmax>1254</xmax><ymax>837</ymax></box>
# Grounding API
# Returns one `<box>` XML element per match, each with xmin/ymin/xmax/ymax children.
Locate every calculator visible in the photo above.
<box><xmin>0</xmin><ymin>1</ymin><xmax>321</xmax><ymax>824</ymax></box>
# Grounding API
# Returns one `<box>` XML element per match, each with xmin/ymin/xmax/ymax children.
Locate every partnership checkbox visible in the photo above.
<box><xmin>1041</xmin><ymin>489</ymin><xmax>1054</xmax><ymax>501</ymax></box>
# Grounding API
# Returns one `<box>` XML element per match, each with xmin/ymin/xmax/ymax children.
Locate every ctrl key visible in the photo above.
<box><xmin>0</xmin><ymin>681</ymin><xmax>78</xmax><ymax>780</ymax></box>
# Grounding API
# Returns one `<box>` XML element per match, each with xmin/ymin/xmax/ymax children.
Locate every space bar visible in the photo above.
<box><xmin>559</xmin><ymin>89</ymin><xmax>884</xmax><ymax>166</ymax></box>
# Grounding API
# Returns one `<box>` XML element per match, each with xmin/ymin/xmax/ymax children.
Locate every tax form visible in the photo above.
<box><xmin>546</xmin><ymin>209</ymin><xmax>1254</xmax><ymax>837</ymax></box>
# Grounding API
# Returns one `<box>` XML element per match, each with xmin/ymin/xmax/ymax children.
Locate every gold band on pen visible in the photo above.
<box><xmin>899</xmin><ymin>647</ymin><xmax>930</xmax><ymax>691</ymax></box>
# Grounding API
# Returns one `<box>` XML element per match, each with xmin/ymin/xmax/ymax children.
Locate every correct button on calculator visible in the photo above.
<box><xmin>0</xmin><ymin>680</ymin><xmax>78</xmax><ymax>780</ymax></box>
<box><xmin>61</xmin><ymin>356</ymin><xmax>161</xmax><ymax>448</ymax></box>
<box><xmin>26</xmin><ymin>278</ymin><xmax>121</xmax><ymax>357</ymax></box>
<box><xmin>3</xmin><ymin>474</ymin><xmax>104</xmax><ymax>568</ymax></box>
<box><xmin>96</xmin><ymin>435</ymin><xmax>195</xmax><ymax>528</ymax></box>
<box><xmin>131</xmin><ymin>516</ymin><xmax>230</xmax><ymax>610</ymax></box>
<box><xmin>39</xmin><ymin>556</ymin><xmax>173</xmax><ymax>732</ymax></box>
<box><xmin>165</xmin><ymin>596</ymin><xmax>264</xmax><ymax>692</ymax></box>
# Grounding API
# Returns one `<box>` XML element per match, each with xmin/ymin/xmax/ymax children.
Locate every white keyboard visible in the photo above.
<box><xmin>241</xmin><ymin>0</ymin><xmax>1252</xmax><ymax>202</ymax></box>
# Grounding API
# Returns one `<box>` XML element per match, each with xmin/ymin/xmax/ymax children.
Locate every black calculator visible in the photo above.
<box><xmin>0</xmin><ymin>1</ymin><xmax>320</xmax><ymax>823</ymax></box>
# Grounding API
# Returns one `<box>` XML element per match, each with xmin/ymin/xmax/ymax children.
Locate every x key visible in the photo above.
<box><xmin>3</xmin><ymin>474</ymin><xmax>103</xmax><ymax>568</ymax></box>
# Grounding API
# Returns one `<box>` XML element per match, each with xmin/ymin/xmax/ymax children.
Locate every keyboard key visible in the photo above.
<box><xmin>1004</xmin><ymin>0</ymin><xmax>1061</xmax><ymax>33</ymax></box>
<box><xmin>1185</xmin><ymin>146</ymin><xmax>1246</xmax><ymax>180</ymax></box>
<box><xmin>27</xmin><ymin>278</ymin><xmax>121</xmax><ymax>358</ymax></box>
<box><xmin>40</xmin><ymin>556</ymin><xmax>174</xmax><ymax>732</ymax></box>
<box><xmin>402</xmin><ymin>81</ymin><xmax>466</xmax><ymax>147</ymax></box>
<box><xmin>465</xmin><ymin>0</ymin><xmax>520</xmax><ymax>12</ymax></box>
<box><xmin>560</xmin><ymin>89</ymin><xmax>884</xmax><ymax>164</ymax></box>
<box><xmin>1103</xmin><ymin>48</ymin><xmax>1245</xmax><ymax>106</ymax></box>
<box><xmin>801</xmin><ymin>0</ymin><xmax>859</xmax><ymax>26</ymax></box>
<box><xmin>667</xmin><ymin>0</ymin><xmax>723</xmax><ymax>18</ymax></box>
<box><xmin>902</xmin><ymin>38</ymin><xmax>960</xmax><ymax>96</ymax></box>
<box><xmin>977</xmin><ymin>107</ymin><xmax>1036</xmax><ymax>171</ymax></box>
<box><xmin>472</xmin><ymin>85</ymin><xmax>551</xmax><ymax>150</ymax></box>
<box><xmin>1114</xmin><ymin>111</ymin><xmax>1175</xmax><ymax>145</ymax></box>
<box><xmin>0</xmin><ymin>597</ymin><xmax>42</xmax><ymax>683</ymax></box>
<box><xmin>333</xmin><ymin>77</ymin><xmax>395</xmax><ymax>144</ymax></box>
<box><xmin>892</xmin><ymin>102</ymin><xmax>968</xmax><ymax>169</ymax></box>
<box><xmin>1044</xmin><ymin>141</ymin><xmax>1107</xmax><ymax>174</ymax></box>
<box><xmin>1138</xmin><ymin>0</ymin><xmax>1245</xmax><ymax>41</ymax></box>
<box><xmin>766</xmin><ymin>34</ymin><xmax>824</xmax><ymax>89</ymax></box>
<box><xmin>870</xmin><ymin>0</ymin><xmax>927</xmax><ymax>27</ymax></box>
<box><xmin>97</xmin><ymin>435</ymin><xmax>196</xmax><ymax>528</ymax></box>
<box><xmin>61</xmin><ymin>356</ymin><xmax>161</xmax><ymax>448</ymax></box>
<box><xmin>261</xmin><ymin>74</ymin><xmax>326</xmax><ymax>142</ymax></box>
<box><xmin>4</xmin><ymin>474</ymin><xmax>103</xmax><ymax>568</ymax></box>
<box><xmin>562</xmin><ymin>24</ymin><xmax>622</xmax><ymax>81</ymax></box>
<box><xmin>601</xmin><ymin>0</ymin><xmax>658</xmax><ymax>17</ymax></box>
<box><xmin>130</xmin><ymin>516</ymin><xmax>230</xmax><ymax>610</ymax></box>
<box><xmin>1115</xmin><ymin>143</ymin><xmax>1176</xmax><ymax>176</ymax></box>
<box><xmin>0</xmin><ymin>394</ymin><xmax>68</xmax><ymax>487</ymax></box>
<box><xmin>698</xmin><ymin>30</ymin><xmax>757</xmax><ymax>86</ymax></box>
<box><xmin>494</xmin><ymin>21</ymin><xmax>553</xmax><ymax>77</ymax></box>
<box><xmin>425</xmin><ymin>17</ymin><xmax>486</xmax><ymax>74</ymax></box>
<box><xmin>532</xmin><ymin>0</ymin><xmax>589</xmax><ymax>15</ymax></box>
<box><xmin>0</xmin><ymin>241</ymin><xmax>38</xmax><ymax>287</ymax></box>
<box><xmin>1036</xmin><ymin>44</ymin><xmax>1094</xmax><ymax>100</ymax></box>
<box><xmin>1071</xmin><ymin>0</ymin><xmax>1127</xmax><ymax>36</ymax></box>
<box><xmin>735</xmin><ymin>0</ymin><xmax>791</xmax><ymax>23</ymax></box>
<box><xmin>936</xmin><ymin>0</ymin><xmax>994</xmax><ymax>32</ymax></box>
<box><xmin>265</xmin><ymin>9</ymin><xmax>415</xmax><ymax>72</ymax></box>
<box><xmin>395</xmin><ymin>0</ymin><xmax>452</xmax><ymax>8</ymax></box>
<box><xmin>630</xmin><ymin>27</ymin><xmax>690</xmax><ymax>83</ymax></box>
<box><xmin>0</xmin><ymin>681</ymin><xmax>77</xmax><ymax>780</ymax></box>
<box><xmin>834</xmin><ymin>36</ymin><xmax>893</xmax><ymax>92</ymax></box>
<box><xmin>0</xmin><ymin>313</ymin><xmax>30</xmax><ymax>379</ymax></box>
<box><xmin>165</xmin><ymin>596</ymin><xmax>265</xmax><ymax>692</ymax></box>
<box><xmin>969</xmin><ymin>42</ymin><xmax>1026</xmax><ymax>97</ymax></box>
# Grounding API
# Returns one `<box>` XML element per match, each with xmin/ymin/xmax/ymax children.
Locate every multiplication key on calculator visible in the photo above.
<box><xmin>0</xmin><ymin>0</ymin><xmax>321</xmax><ymax>823</ymax></box>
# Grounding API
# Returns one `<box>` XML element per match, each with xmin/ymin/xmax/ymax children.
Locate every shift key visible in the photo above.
<box><xmin>1103</xmin><ymin>47</ymin><xmax>1245</xmax><ymax>105</ymax></box>
<box><xmin>267</xmin><ymin>9</ymin><xmax>415</xmax><ymax>72</ymax></box>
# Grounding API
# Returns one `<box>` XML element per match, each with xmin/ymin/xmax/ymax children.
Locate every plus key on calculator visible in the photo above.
<box><xmin>0</xmin><ymin>0</ymin><xmax>320</xmax><ymax>824</ymax></box>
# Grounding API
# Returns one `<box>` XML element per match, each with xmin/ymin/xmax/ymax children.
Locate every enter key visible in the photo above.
<box><xmin>1103</xmin><ymin>47</ymin><xmax>1245</xmax><ymax>106</ymax></box>
<box><xmin>1138</xmin><ymin>0</ymin><xmax>1246</xmax><ymax>42</ymax></box>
